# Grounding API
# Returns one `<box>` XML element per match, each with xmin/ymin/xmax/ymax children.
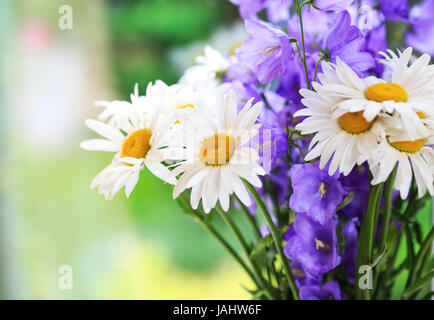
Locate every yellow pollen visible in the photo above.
<box><xmin>315</xmin><ymin>239</ymin><xmax>331</xmax><ymax>252</ymax></box>
<box><xmin>199</xmin><ymin>133</ymin><xmax>235</xmax><ymax>166</ymax></box>
<box><xmin>338</xmin><ymin>111</ymin><xmax>373</xmax><ymax>134</ymax></box>
<box><xmin>263</xmin><ymin>46</ymin><xmax>277</xmax><ymax>56</ymax></box>
<box><xmin>365</xmin><ymin>83</ymin><xmax>407</xmax><ymax>103</ymax></box>
<box><xmin>121</xmin><ymin>129</ymin><xmax>152</xmax><ymax>159</ymax></box>
<box><xmin>257</xmin><ymin>141</ymin><xmax>275</xmax><ymax>151</ymax></box>
<box><xmin>318</xmin><ymin>182</ymin><xmax>328</xmax><ymax>199</ymax></box>
<box><xmin>389</xmin><ymin>138</ymin><xmax>425</xmax><ymax>153</ymax></box>
<box><xmin>291</xmin><ymin>268</ymin><xmax>306</xmax><ymax>279</ymax></box>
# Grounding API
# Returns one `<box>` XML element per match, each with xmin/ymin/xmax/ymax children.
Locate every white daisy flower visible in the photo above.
<box><xmin>80</xmin><ymin>84</ymin><xmax>176</xmax><ymax>199</ymax></box>
<box><xmin>164</xmin><ymin>90</ymin><xmax>265</xmax><ymax>213</ymax></box>
<box><xmin>319</xmin><ymin>48</ymin><xmax>433</xmax><ymax>140</ymax></box>
<box><xmin>295</xmin><ymin>63</ymin><xmax>383</xmax><ymax>176</ymax></box>
<box><xmin>145</xmin><ymin>79</ymin><xmax>226</xmax><ymax>119</ymax></box>
<box><xmin>370</xmin><ymin>120</ymin><xmax>434</xmax><ymax>199</ymax></box>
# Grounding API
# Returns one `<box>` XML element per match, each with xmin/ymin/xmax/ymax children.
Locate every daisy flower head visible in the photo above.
<box><xmin>80</xmin><ymin>83</ymin><xmax>176</xmax><ymax>199</ymax></box>
<box><xmin>370</xmin><ymin>115</ymin><xmax>434</xmax><ymax>199</ymax></box>
<box><xmin>294</xmin><ymin>60</ymin><xmax>383</xmax><ymax>176</ymax></box>
<box><xmin>329</xmin><ymin>47</ymin><xmax>433</xmax><ymax>140</ymax></box>
<box><xmin>165</xmin><ymin>90</ymin><xmax>265</xmax><ymax>213</ymax></box>
<box><xmin>179</xmin><ymin>46</ymin><xmax>230</xmax><ymax>96</ymax></box>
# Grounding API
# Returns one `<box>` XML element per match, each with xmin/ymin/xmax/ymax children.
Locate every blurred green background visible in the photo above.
<box><xmin>0</xmin><ymin>0</ymin><xmax>252</xmax><ymax>299</ymax></box>
<box><xmin>0</xmin><ymin>0</ymin><xmax>431</xmax><ymax>300</ymax></box>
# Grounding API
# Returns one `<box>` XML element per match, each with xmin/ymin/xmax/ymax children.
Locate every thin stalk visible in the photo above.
<box><xmin>378</xmin><ymin>168</ymin><xmax>396</xmax><ymax>252</ymax></box>
<box><xmin>355</xmin><ymin>183</ymin><xmax>383</xmax><ymax>300</ymax></box>
<box><xmin>215</xmin><ymin>206</ymin><xmax>277</xmax><ymax>300</ymax></box>
<box><xmin>313</xmin><ymin>55</ymin><xmax>326</xmax><ymax>82</ymax></box>
<box><xmin>296</xmin><ymin>0</ymin><xmax>311</xmax><ymax>89</ymax></box>
<box><xmin>177</xmin><ymin>195</ymin><xmax>261</xmax><ymax>291</ymax></box>
<box><xmin>244</xmin><ymin>181</ymin><xmax>300</xmax><ymax>300</ymax></box>
<box><xmin>195</xmin><ymin>216</ymin><xmax>260</xmax><ymax>288</ymax></box>
<box><xmin>235</xmin><ymin>196</ymin><xmax>262</xmax><ymax>240</ymax></box>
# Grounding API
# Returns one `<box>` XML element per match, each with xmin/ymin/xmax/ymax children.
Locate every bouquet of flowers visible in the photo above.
<box><xmin>81</xmin><ymin>0</ymin><xmax>433</xmax><ymax>300</ymax></box>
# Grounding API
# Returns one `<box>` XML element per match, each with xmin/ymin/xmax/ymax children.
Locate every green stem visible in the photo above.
<box><xmin>296</xmin><ymin>0</ymin><xmax>311</xmax><ymax>89</ymax></box>
<box><xmin>378</xmin><ymin>168</ymin><xmax>396</xmax><ymax>252</ymax></box>
<box><xmin>355</xmin><ymin>183</ymin><xmax>383</xmax><ymax>300</ymax></box>
<box><xmin>215</xmin><ymin>206</ymin><xmax>277</xmax><ymax>300</ymax></box>
<box><xmin>235</xmin><ymin>196</ymin><xmax>262</xmax><ymax>240</ymax></box>
<box><xmin>244</xmin><ymin>181</ymin><xmax>300</xmax><ymax>300</ymax></box>
<box><xmin>176</xmin><ymin>195</ymin><xmax>262</xmax><ymax>293</ymax></box>
<box><xmin>196</xmin><ymin>217</ymin><xmax>259</xmax><ymax>286</ymax></box>
<box><xmin>376</xmin><ymin>227</ymin><xmax>404</xmax><ymax>299</ymax></box>
<box><xmin>313</xmin><ymin>55</ymin><xmax>326</xmax><ymax>82</ymax></box>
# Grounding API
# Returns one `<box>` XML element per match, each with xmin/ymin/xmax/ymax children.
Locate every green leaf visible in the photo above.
<box><xmin>403</xmin><ymin>269</ymin><xmax>434</xmax><ymax>298</ymax></box>
<box><xmin>336</xmin><ymin>192</ymin><xmax>354</xmax><ymax>212</ymax></box>
<box><xmin>372</xmin><ymin>245</ymin><xmax>389</xmax><ymax>270</ymax></box>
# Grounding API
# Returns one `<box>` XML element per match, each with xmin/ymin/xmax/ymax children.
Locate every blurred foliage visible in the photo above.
<box><xmin>105</xmin><ymin>0</ymin><xmax>238</xmax><ymax>97</ymax></box>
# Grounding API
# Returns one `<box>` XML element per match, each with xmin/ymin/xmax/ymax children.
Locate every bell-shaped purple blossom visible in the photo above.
<box><xmin>339</xmin><ymin>165</ymin><xmax>370</xmax><ymax>219</ymax></box>
<box><xmin>266</xmin><ymin>0</ymin><xmax>293</xmax><ymax>23</ymax></box>
<box><xmin>406</xmin><ymin>0</ymin><xmax>434</xmax><ymax>56</ymax></box>
<box><xmin>276</xmin><ymin>57</ymin><xmax>317</xmax><ymax>106</ymax></box>
<box><xmin>323</xmin><ymin>11</ymin><xmax>375</xmax><ymax>75</ymax></box>
<box><xmin>229</xmin><ymin>80</ymin><xmax>262</xmax><ymax>110</ymax></box>
<box><xmin>249</xmin><ymin>122</ymin><xmax>289</xmax><ymax>173</ymax></box>
<box><xmin>284</xmin><ymin>213</ymin><xmax>341</xmax><ymax>278</ymax></box>
<box><xmin>341</xmin><ymin>220</ymin><xmax>358</xmax><ymax>283</ymax></box>
<box><xmin>290</xmin><ymin>262</ymin><xmax>322</xmax><ymax>288</ymax></box>
<box><xmin>377</xmin><ymin>0</ymin><xmax>409</xmax><ymax>22</ymax></box>
<box><xmin>236</xmin><ymin>19</ymin><xmax>292</xmax><ymax>84</ymax></box>
<box><xmin>229</xmin><ymin>0</ymin><xmax>293</xmax><ymax>22</ymax></box>
<box><xmin>289</xmin><ymin>163</ymin><xmax>347</xmax><ymax>225</ymax></box>
<box><xmin>229</xmin><ymin>0</ymin><xmax>267</xmax><ymax>19</ymax></box>
<box><xmin>365</xmin><ymin>25</ymin><xmax>388</xmax><ymax>76</ymax></box>
<box><xmin>313</xmin><ymin>0</ymin><xmax>354</xmax><ymax>11</ymax></box>
<box><xmin>286</xmin><ymin>7</ymin><xmax>329</xmax><ymax>56</ymax></box>
<box><xmin>299</xmin><ymin>281</ymin><xmax>342</xmax><ymax>300</ymax></box>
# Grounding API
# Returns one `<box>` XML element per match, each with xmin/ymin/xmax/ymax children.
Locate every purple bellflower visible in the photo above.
<box><xmin>377</xmin><ymin>0</ymin><xmax>409</xmax><ymax>22</ymax></box>
<box><xmin>341</xmin><ymin>220</ymin><xmax>358</xmax><ymax>283</ymax></box>
<box><xmin>313</xmin><ymin>0</ymin><xmax>354</xmax><ymax>11</ymax></box>
<box><xmin>406</xmin><ymin>0</ymin><xmax>434</xmax><ymax>56</ymax></box>
<box><xmin>236</xmin><ymin>19</ymin><xmax>292</xmax><ymax>84</ymax></box>
<box><xmin>284</xmin><ymin>213</ymin><xmax>341</xmax><ymax>278</ymax></box>
<box><xmin>323</xmin><ymin>11</ymin><xmax>375</xmax><ymax>76</ymax></box>
<box><xmin>299</xmin><ymin>281</ymin><xmax>342</xmax><ymax>300</ymax></box>
<box><xmin>289</xmin><ymin>163</ymin><xmax>347</xmax><ymax>225</ymax></box>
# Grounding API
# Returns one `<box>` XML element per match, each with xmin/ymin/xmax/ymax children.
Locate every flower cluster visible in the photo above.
<box><xmin>82</xmin><ymin>0</ymin><xmax>434</xmax><ymax>300</ymax></box>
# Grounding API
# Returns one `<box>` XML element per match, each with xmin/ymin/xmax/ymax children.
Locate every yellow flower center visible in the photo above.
<box><xmin>315</xmin><ymin>239</ymin><xmax>331</xmax><ymax>252</ymax></box>
<box><xmin>178</xmin><ymin>104</ymin><xmax>194</xmax><ymax>110</ymax></box>
<box><xmin>174</xmin><ymin>104</ymin><xmax>194</xmax><ymax>124</ymax></box>
<box><xmin>416</xmin><ymin>111</ymin><xmax>427</xmax><ymax>119</ymax></box>
<box><xmin>121</xmin><ymin>129</ymin><xmax>152</xmax><ymax>159</ymax></box>
<box><xmin>389</xmin><ymin>138</ymin><xmax>425</xmax><ymax>153</ymax></box>
<box><xmin>318</xmin><ymin>182</ymin><xmax>328</xmax><ymax>199</ymax></box>
<box><xmin>199</xmin><ymin>133</ymin><xmax>235</xmax><ymax>166</ymax></box>
<box><xmin>365</xmin><ymin>83</ymin><xmax>407</xmax><ymax>103</ymax></box>
<box><xmin>338</xmin><ymin>111</ymin><xmax>373</xmax><ymax>134</ymax></box>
